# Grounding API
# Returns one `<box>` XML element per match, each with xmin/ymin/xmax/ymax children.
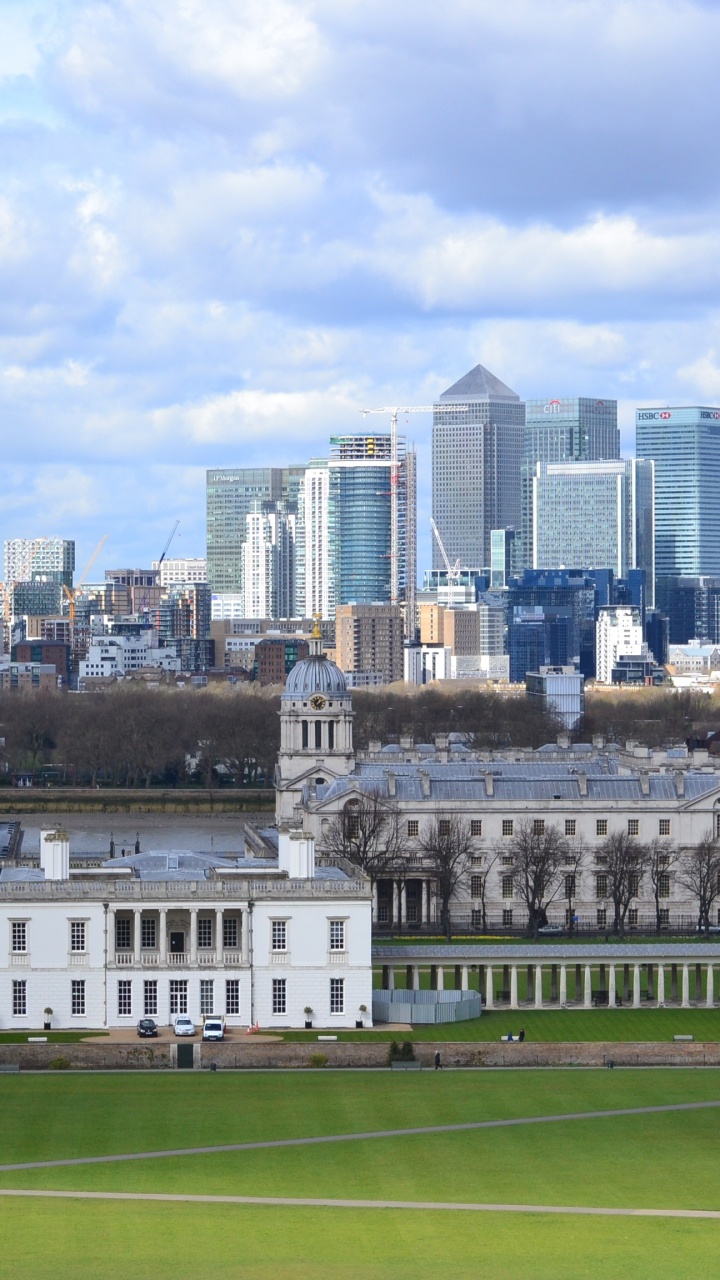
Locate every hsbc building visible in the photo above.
<box><xmin>636</xmin><ymin>406</ymin><xmax>720</xmax><ymax>577</ymax></box>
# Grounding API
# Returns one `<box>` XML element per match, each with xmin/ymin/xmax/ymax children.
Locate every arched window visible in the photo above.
<box><xmin>301</xmin><ymin>721</ymin><xmax>308</xmax><ymax>749</ymax></box>
<box><xmin>315</xmin><ymin>720</ymin><xmax>322</xmax><ymax>749</ymax></box>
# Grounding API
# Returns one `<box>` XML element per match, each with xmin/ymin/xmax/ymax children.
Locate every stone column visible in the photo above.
<box><xmin>707</xmin><ymin>964</ymin><xmax>714</xmax><ymax>1008</ymax></box>
<box><xmin>608</xmin><ymin>964</ymin><xmax>616</xmax><ymax>1008</ymax></box>
<box><xmin>388</xmin><ymin>966</ymin><xmax>395</xmax><ymax>990</ymax></box>
<box><xmin>534</xmin><ymin>964</ymin><xmax>543</xmax><ymax>1009</ymax></box>
<box><xmin>510</xmin><ymin>966</ymin><xmax>518</xmax><ymax>1010</ymax></box>
<box><xmin>412</xmin><ymin>964</ymin><xmax>420</xmax><ymax>990</ymax></box>
<box><xmin>584</xmin><ymin>965</ymin><xmax>592</xmax><ymax>1008</ymax></box>
<box><xmin>189</xmin><ymin>909</ymin><xmax>198</xmax><ymax>965</ymax></box>
<box><xmin>681</xmin><ymin>963</ymin><xmax>690</xmax><ymax>1008</ymax></box>
<box><xmin>436</xmin><ymin>966</ymin><xmax>444</xmax><ymax>991</ymax></box>
<box><xmin>400</xmin><ymin>882</ymin><xmax>407</xmax><ymax>931</ymax></box>
<box><xmin>216</xmin><ymin>909</ymin><xmax>223</xmax><ymax>963</ymax></box>
<box><xmin>133</xmin><ymin>909</ymin><xmax>142</xmax><ymax>964</ymax></box>
<box><xmin>633</xmin><ymin>964</ymin><xmax>641</xmax><ymax>1008</ymax></box>
<box><xmin>108</xmin><ymin>908</ymin><xmax>116</xmax><ymax>961</ymax></box>
<box><xmin>159</xmin><ymin>909</ymin><xmax>167</xmax><ymax>964</ymax></box>
<box><xmin>485</xmin><ymin>965</ymin><xmax>494</xmax><ymax>1010</ymax></box>
<box><xmin>461</xmin><ymin>965</ymin><xmax>469</xmax><ymax>990</ymax></box>
<box><xmin>241</xmin><ymin>909</ymin><xmax>249</xmax><ymax>965</ymax></box>
<box><xmin>657</xmin><ymin>963</ymin><xmax>665</xmax><ymax>1006</ymax></box>
<box><xmin>559</xmin><ymin>965</ymin><xmax>567</xmax><ymax>1006</ymax></box>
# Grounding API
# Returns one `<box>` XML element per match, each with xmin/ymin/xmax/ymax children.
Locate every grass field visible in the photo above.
<box><xmin>1</xmin><ymin>1071</ymin><xmax>720</xmax><ymax>1278</ymax></box>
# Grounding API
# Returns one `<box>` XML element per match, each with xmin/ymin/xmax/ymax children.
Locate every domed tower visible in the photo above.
<box><xmin>275</xmin><ymin>623</ymin><xmax>354</xmax><ymax>821</ymax></box>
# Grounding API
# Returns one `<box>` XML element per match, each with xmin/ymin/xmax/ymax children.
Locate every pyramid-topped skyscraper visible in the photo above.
<box><xmin>432</xmin><ymin>363</ymin><xmax>525</xmax><ymax>572</ymax></box>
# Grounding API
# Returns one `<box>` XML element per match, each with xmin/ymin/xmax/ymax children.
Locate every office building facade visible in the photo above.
<box><xmin>432</xmin><ymin>364</ymin><xmax>525</xmax><ymax>571</ymax></box>
<box><xmin>206</xmin><ymin>466</ymin><xmax>305</xmax><ymax>596</ymax></box>
<box><xmin>636</xmin><ymin>406</ymin><xmax>720</xmax><ymax>577</ymax></box>
<box><xmin>4</xmin><ymin>539</ymin><xmax>75</xmax><ymax>590</ymax></box>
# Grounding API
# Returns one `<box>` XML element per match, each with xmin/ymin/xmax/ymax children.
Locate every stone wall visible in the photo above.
<box><xmin>2</xmin><ymin>1039</ymin><xmax>720</xmax><ymax>1070</ymax></box>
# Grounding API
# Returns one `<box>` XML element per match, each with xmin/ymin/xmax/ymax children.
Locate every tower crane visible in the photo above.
<box><xmin>429</xmin><ymin>517</ymin><xmax>461</xmax><ymax>584</ymax></box>
<box><xmin>139</xmin><ymin>520</ymin><xmax>179</xmax><ymax>612</ymax></box>
<box><xmin>62</xmin><ymin>535</ymin><xmax>109</xmax><ymax>623</ymax></box>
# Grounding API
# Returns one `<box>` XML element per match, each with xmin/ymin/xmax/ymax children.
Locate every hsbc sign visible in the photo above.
<box><xmin>637</xmin><ymin>411</ymin><xmax>672</xmax><ymax>420</ymax></box>
<box><xmin>700</xmin><ymin>411</ymin><xmax>720</xmax><ymax>419</ymax></box>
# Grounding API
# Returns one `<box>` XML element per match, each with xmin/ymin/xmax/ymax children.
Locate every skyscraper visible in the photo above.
<box><xmin>519</xmin><ymin>398</ymin><xmax>619</xmax><ymax>569</ymax></box>
<box><xmin>432</xmin><ymin>364</ymin><xmax>525</xmax><ymax>571</ymax></box>
<box><xmin>532</xmin><ymin>458</ymin><xmax>655</xmax><ymax>602</ymax></box>
<box><xmin>636</xmin><ymin>406</ymin><xmax>720</xmax><ymax>576</ymax></box>
<box><xmin>243</xmin><ymin>502</ymin><xmax>297</xmax><ymax>620</ymax></box>
<box><xmin>4</xmin><ymin>538</ymin><xmax>75</xmax><ymax>589</ymax></box>
<box><xmin>206</xmin><ymin>466</ymin><xmax>305</xmax><ymax>596</ymax></box>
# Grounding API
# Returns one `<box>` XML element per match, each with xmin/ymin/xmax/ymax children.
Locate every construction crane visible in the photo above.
<box><xmin>139</xmin><ymin>520</ymin><xmax>179</xmax><ymax>612</ymax></box>
<box><xmin>62</xmin><ymin>535</ymin><xmax>109</xmax><ymax>623</ymax></box>
<box><xmin>359</xmin><ymin>403</ymin><xmax>468</xmax><ymax>613</ymax></box>
<box><xmin>429</xmin><ymin>517</ymin><xmax>461</xmax><ymax>584</ymax></box>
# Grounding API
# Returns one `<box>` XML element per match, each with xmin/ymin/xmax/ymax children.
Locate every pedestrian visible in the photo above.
<box><xmin>518</xmin><ymin>1028</ymin><xmax>525</xmax><ymax>1042</ymax></box>
<box><xmin>434</xmin><ymin>1050</ymin><xmax>442</xmax><ymax>1070</ymax></box>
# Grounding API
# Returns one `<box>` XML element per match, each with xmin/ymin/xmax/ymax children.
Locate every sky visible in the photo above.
<box><xmin>2</xmin><ymin>0</ymin><xmax>720</xmax><ymax>579</ymax></box>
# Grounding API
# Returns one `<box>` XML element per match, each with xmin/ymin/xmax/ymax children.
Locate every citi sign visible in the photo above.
<box><xmin>543</xmin><ymin>399</ymin><xmax>562</xmax><ymax>414</ymax></box>
<box><xmin>638</xmin><ymin>411</ymin><xmax>672</xmax><ymax>420</ymax></box>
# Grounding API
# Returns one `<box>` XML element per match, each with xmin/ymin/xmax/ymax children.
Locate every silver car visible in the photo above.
<box><xmin>173</xmin><ymin>1014</ymin><xmax>196</xmax><ymax>1036</ymax></box>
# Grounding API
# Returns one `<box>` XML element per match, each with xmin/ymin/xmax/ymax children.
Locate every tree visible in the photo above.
<box><xmin>647</xmin><ymin>838</ymin><xmax>679</xmax><ymax>934</ymax></box>
<box><xmin>677</xmin><ymin>831</ymin><xmax>720</xmax><ymax>932</ymax></box>
<box><xmin>418</xmin><ymin>812</ymin><xmax>473</xmax><ymax>941</ymax></box>
<box><xmin>560</xmin><ymin>838</ymin><xmax>587</xmax><ymax>938</ymax></box>
<box><xmin>321</xmin><ymin>791</ymin><xmax>406</xmax><ymax>886</ymax></box>
<box><xmin>598</xmin><ymin>830</ymin><xmax>650</xmax><ymax>936</ymax></box>
<box><xmin>473</xmin><ymin>846</ymin><xmax>500</xmax><ymax>933</ymax></box>
<box><xmin>500</xmin><ymin>819</ymin><xmax>568</xmax><ymax>938</ymax></box>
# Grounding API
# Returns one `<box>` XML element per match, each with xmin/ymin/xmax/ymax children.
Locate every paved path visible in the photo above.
<box><xmin>0</xmin><ymin>1188</ymin><xmax>719</xmax><ymax>1219</ymax></box>
<box><xmin>1</xmin><ymin>1099</ymin><xmax>719</xmax><ymax>1174</ymax></box>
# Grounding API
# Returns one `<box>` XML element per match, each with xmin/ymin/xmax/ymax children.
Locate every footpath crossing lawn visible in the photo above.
<box><xmin>2</xmin><ymin>1071</ymin><xmax>720</xmax><ymax>1279</ymax></box>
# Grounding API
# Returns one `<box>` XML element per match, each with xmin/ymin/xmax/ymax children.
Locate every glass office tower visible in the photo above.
<box><xmin>432</xmin><ymin>364</ymin><xmax>525</xmax><ymax>571</ymax></box>
<box><xmin>518</xmin><ymin>397</ymin><xmax>619</xmax><ymax>569</ymax></box>
<box><xmin>636</xmin><ymin>406</ymin><xmax>720</xmax><ymax>577</ymax></box>
<box><xmin>206</xmin><ymin>466</ymin><xmax>305</xmax><ymax>595</ymax></box>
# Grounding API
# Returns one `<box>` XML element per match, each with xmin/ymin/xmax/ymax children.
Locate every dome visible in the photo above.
<box><xmin>283</xmin><ymin>654</ymin><xmax>348</xmax><ymax>698</ymax></box>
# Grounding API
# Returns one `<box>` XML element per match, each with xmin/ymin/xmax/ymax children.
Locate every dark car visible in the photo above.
<box><xmin>137</xmin><ymin>1018</ymin><xmax>158</xmax><ymax>1037</ymax></box>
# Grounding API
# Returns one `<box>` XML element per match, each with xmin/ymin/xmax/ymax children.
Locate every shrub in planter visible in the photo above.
<box><xmin>388</xmin><ymin>1040</ymin><xmax>400</xmax><ymax>1064</ymax></box>
<box><xmin>400</xmin><ymin>1040</ymin><xmax>416</xmax><ymax>1061</ymax></box>
<box><xmin>43</xmin><ymin>1007</ymin><xmax>53</xmax><ymax>1031</ymax></box>
<box><xmin>307</xmin><ymin>1053</ymin><xmax>328</xmax><ymax>1068</ymax></box>
<box><xmin>49</xmin><ymin>1056</ymin><xmax>70</xmax><ymax>1071</ymax></box>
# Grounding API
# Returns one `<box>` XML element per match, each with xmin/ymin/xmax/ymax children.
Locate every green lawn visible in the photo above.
<box><xmin>2</xmin><ymin>1072</ymin><xmax>720</xmax><ymax>1279</ymax></box>
<box><xmin>0</xmin><ymin>1031</ymin><xmax>108</xmax><ymax>1044</ymax></box>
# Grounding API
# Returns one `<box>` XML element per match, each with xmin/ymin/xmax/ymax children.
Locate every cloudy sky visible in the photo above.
<box><xmin>2</xmin><ymin>0</ymin><xmax>720</xmax><ymax>577</ymax></box>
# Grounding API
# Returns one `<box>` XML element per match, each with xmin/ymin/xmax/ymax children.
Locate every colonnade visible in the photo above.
<box><xmin>109</xmin><ymin>906</ymin><xmax>250</xmax><ymax>966</ymax></box>
<box><xmin>379</xmin><ymin>958</ymin><xmax>718</xmax><ymax>1008</ymax></box>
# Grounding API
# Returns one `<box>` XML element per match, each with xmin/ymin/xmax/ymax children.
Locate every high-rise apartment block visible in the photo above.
<box><xmin>595</xmin><ymin>605</ymin><xmax>647</xmax><ymax>684</ymax></box>
<box><xmin>636</xmin><ymin>406</ymin><xmax>720</xmax><ymax>577</ymax></box>
<box><xmin>4</xmin><ymin>538</ymin><xmax>75</xmax><ymax>589</ymax></box>
<box><xmin>333</xmin><ymin>603</ymin><xmax>404</xmax><ymax>685</ymax></box>
<box><xmin>243</xmin><ymin>503</ymin><xmax>297</xmax><ymax>620</ymax></box>
<box><xmin>532</xmin><ymin>458</ymin><xmax>654</xmax><ymax>601</ymax></box>
<box><xmin>519</xmin><ymin>398</ymin><xmax>619</xmax><ymax>569</ymax></box>
<box><xmin>432</xmin><ymin>364</ymin><xmax>524</xmax><ymax>572</ymax></box>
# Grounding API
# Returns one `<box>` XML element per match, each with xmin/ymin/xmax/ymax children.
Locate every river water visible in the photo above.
<box><xmin>11</xmin><ymin>812</ymin><xmax>271</xmax><ymax>857</ymax></box>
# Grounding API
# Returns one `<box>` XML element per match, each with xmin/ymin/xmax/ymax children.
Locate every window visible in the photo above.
<box><xmin>141</xmin><ymin>918</ymin><xmax>156</xmax><ymax>950</ymax></box>
<box><xmin>659</xmin><ymin>908</ymin><xmax>670</xmax><ymax>928</ymax></box>
<box><xmin>169</xmin><ymin>980</ymin><xmax>188</xmax><ymax>1014</ymax></box>
<box><xmin>471</xmin><ymin>820</ymin><xmax>482</xmax><ymax>836</ymax></box>
<box><xmin>71</xmin><ymin>980</ymin><xmax>86</xmax><ymax>1016</ymax></box>
<box><xmin>658</xmin><ymin>874</ymin><xmax>670</xmax><ymax>899</ymax></box>
<box><xmin>407</xmin><ymin>820</ymin><xmax>419</xmax><ymax>837</ymax></box>
<box><xmin>329</xmin><ymin>920</ymin><xmax>345</xmax><ymax>951</ymax></box>
<box><xmin>117</xmin><ymin>981</ymin><xmax>132</xmax><ymax>1017</ymax></box>
<box><xmin>144</xmin><ymin>981</ymin><xmax>158</xmax><ymax>1016</ymax></box>
<box><xmin>271</xmin><ymin>921</ymin><xmax>287</xmax><ymax>952</ymax></box>
<box><xmin>596</xmin><ymin>875</ymin><xmax>608</xmax><ymax>899</ymax></box>
<box><xmin>438</xmin><ymin>820</ymin><xmax>451</xmax><ymax>836</ymax></box>
<box><xmin>471</xmin><ymin>855</ymin><xmax>483</xmax><ymax>867</ymax></box>
<box><xmin>200</xmin><ymin>980</ymin><xmax>214</xmax><ymax>1016</ymax></box>
<box><xmin>471</xmin><ymin>909</ymin><xmax>483</xmax><ymax>927</ymax></box>
<box><xmin>377</xmin><ymin>904</ymin><xmax>389</xmax><ymax>923</ymax></box>
<box><xmin>116</xmin><ymin>918</ymin><xmax>131</xmax><ymax>950</ymax></box>
<box><xmin>471</xmin><ymin>875</ymin><xmax>483</xmax><ymax>898</ymax></box>
<box><xmin>198</xmin><ymin>918</ymin><xmax>213</xmax><ymax>949</ymax></box>
<box><xmin>596</xmin><ymin>909</ymin><xmax>607</xmax><ymax>928</ymax></box>
<box><xmin>596</xmin><ymin>819</ymin><xmax>608</xmax><ymax>837</ymax></box>
<box><xmin>501</xmin><ymin>855</ymin><xmax>514</xmax><ymax>866</ymax></box>
<box><xmin>502</xmin><ymin>820</ymin><xmax>514</xmax><ymax>837</ymax></box>
<box><xmin>226</xmin><ymin>980</ymin><xmax>240</xmax><ymax>1015</ymax></box>
<box><xmin>12</xmin><ymin>980</ymin><xmax>26</xmax><ymax>1016</ymax></box>
<box><xmin>223</xmin><ymin>918</ymin><xmax>238</xmax><ymax>949</ymax></box>
<box><xmin>628</xmin><ymin>819</ymin><xmax>639</xmax><ymax>836</ymax></box>
<box><xmin>502</xmin><ymin>875</ymin><xmax>514</xmax><ymax>900</ymax></box>
<box><xmin>533</xmin><ymin>819</ymin><xmax>545</xmax><ymax>836</ymax></box>
<box><xmin>330</xmin><ymin>978</ymin><xmax>344</xmax><ymax>1014</ymax></box>
<box><xmin>659</xmin><ymin>819</ymin><xmax>671</xmax><ymax>837</ymax></box>
<box><xmin>658</xmin><ymin>854</ymin><xmax>670</xmax><ymax>869</ymax></box>
<box><xmin>11</xmin><ymin>922</ymin><xmax>26</xmax><ymax>953</ymax></box>
<box><xmin>564</xmin><ymin>874</ymin><xmax>576</xmax><ymax>899</ymax></box>
<box><xmin>565</xmin><ymin>819</ymin><xmax>576</xmax><ymax>836</ymax></box>
<box><xmin>628</xmin><ymin>873</ymin><xmax>640</xmax><ymax>897</ymax></box>
<box><xmin>628</xmin><ymin>908</ymin><xmax>638</xmax><ymax>927</ymax></box>
<box><xmin>347</xmin><ymin>812</ymin><xmax>360</xmax><ymax>838</ymax></box>
<box><xmin>272</xmin><ymin>978</ymin><xmax>286</xmax><ymax>1015</ymax></box>
<box><xmin>502</xmin><ymin>909</ymin><xmax>513</xmax><ymax>927</ymax></box>
<box><xmin>70</xmin><ymin>922</ymin><xmax>86</xmax><ymax>952</ymax></box>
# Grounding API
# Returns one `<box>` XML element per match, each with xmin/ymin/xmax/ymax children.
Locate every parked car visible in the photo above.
<box><xmin>696</xmin><ymin>925</ymin><xmax>720</xmax><ymax>934</ymax></box>
<box><xmin>137</xmin><ymin>1018</ymin><xmax>158</xmax><ymax>1038</ymax></box>
<box><xmin>173</xmin><ymin>1015</ymin><xmax>196</xmax><ymax>1037</ymax></box>
<box><xmin>537</xmin><ymin>924</ymin><xmax>563</xmax><ymax>936</ymax></box>
<box><xmin>202</xmin><ymin>1016</ymin><xmax>226</xmax><ymax>1041</ymax></box>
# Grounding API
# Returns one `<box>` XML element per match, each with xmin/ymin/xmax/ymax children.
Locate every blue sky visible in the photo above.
<box><xmin>2</xmin><ymin>0</ymin><xmax>720</xmax><ymax>578</ymax></box>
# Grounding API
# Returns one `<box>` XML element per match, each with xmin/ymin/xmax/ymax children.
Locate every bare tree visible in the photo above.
<box><xmin>499</xmin><ymin>819</ymin><xmax>568</xmax><ymax>938</ymax></box>
<box><xmin>677</xmin><ymin>831</ymin><xmax>720</xmax><ymax>932</ymax></box>
<box><xmin>647</xmin><ymin>838</ymin><xmax>679</xmax><ymax>934</ymax></box>
<box><xmin>561</xmin><ymin>838</ymin><xmax>587</xmax><ymax>938</ymax></box>
<box><xmin>474</xmin><ymin>846</ymin><xmax>501</xmax><ymax>933</ymax></box>
<box><xmin>418</xmin><ymin>813</ymin><xmax>474</xmax><ymax>941</ymax></box>
<box><xmin>598</xmin><ymin>830</ymin><xmax>651</xmax><ymax>936</ymax></box>
<box><xmin>322</xmin><ymin>791</ymin><xmax>406</xmax><ymax>887</ymax></box>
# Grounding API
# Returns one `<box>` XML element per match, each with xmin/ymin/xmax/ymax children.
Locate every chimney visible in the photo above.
<box><xmin>556</xmin><ymin>733</ymin><xmax>570</xmax><ymax>750</ymax></box>
<box><xmin>385</xmin><ymin>771</ymin><xmax>397</xmax><ymax>797</ymax></box>
<box><xmin>675</xmin><ymin>770</ymin><xmax>685</xmax><ymax>798</ymax></box>
<box><xmin>419</xmin><ymin>770</ymin><xmax>431</xmax><ymax>797</ymax></box>
<box><xmin>577</xmin><ymin>772</ymin><xmax>588</xmax><ymax>797</ymax></box>
<box><xmin>278</xmin><ymin>826</ymin><xmax>316</xmax><ymax>878</ymax></box>
<box><xmin>484</xmin><ymin>772</ymin><xmax>494</xmax><ymax>797</ymax></box>
<box><xmin>40</xmin><ymin>829</ymin><xmax>70</xmax><ymax>881</ymax></box>
<box><xmin>592</xmin><ymin>735</ymin><xmax>606</xmax><ymax>749</ymax></box>
<box><xmin>640</xmin><ymin>772</ymin><xmax>650</xmax><ymax>796</ymax></box>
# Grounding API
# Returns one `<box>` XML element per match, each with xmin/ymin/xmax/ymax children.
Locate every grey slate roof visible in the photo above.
<box><xmin>100</xmin><ymin>849</ymin><xmax>278</xmax><ymax>880</ymax></box>
<box><xmin>438</xmin><ymin>363</ymin><xmax>519</xmax><ymax>402</ymax></box>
